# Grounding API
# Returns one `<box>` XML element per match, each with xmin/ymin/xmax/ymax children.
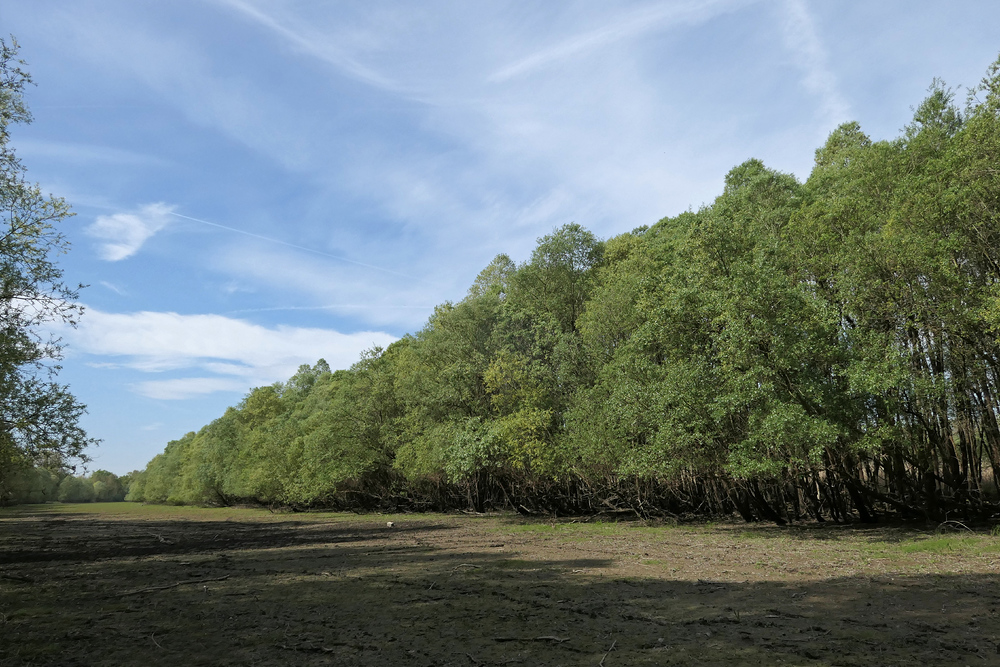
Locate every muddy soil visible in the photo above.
<box><xmin>1</xmin><ymin>503</ymin><xmax>999</xmax><ymax>666</ymax></box>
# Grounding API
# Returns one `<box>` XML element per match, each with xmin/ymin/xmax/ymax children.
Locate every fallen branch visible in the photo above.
<box><xmin>937</xmin><ymin>520</ymin><xmax>974</xmax><ymax>533</ymax></box>
<box><xmin>533</xmin><ymin>636</ymin><xmax>569</xmax><ymax>643</ymax></box>
<box><xmin>599</xmin><ymin>639</ymin><xmax>617</xmax><ymax>666</ymax></box>
<box><xmin>120</xmin><ymin>575</ymin><xmax>230</xmax><ymax>596</ymax></box>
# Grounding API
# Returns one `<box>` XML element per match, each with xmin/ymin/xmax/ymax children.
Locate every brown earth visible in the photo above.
<box><xmin>1</xmin><ymin>503</ymin><xmax>999</xmax><ymax>666</ymax></box>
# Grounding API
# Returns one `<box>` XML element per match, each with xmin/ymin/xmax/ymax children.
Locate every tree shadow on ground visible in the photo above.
<box><xmin>1</xmin><ymin>506</ymin><xmax>997</xmax><ymax>666</ymax></box>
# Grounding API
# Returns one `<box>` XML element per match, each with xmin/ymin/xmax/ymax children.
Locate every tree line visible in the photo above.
<box><xmin>127</xmin><ymin>59</ymin><xmax>1000</xmax><ymax>523</ymax></box>
<box><xmin>3</xmin><ymin>466</ymin><xmax>131</xmax><ymax>504</ymax></box>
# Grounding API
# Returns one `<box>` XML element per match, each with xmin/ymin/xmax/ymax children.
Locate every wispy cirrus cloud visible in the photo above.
<box><xmin>99</xmin><ymin>281</ymin><xmax>127</xmax><ymax>296</ymax></box>
<box><xmin>488</xmin><ymin>0</ymin><xmax>750</xmax><ymax>83</ymax></box>
<box><xmin>133</xmin><ymin>377</ymin><xmax>254</xmax><ymax>401</ymax></box>
<box><xmin>213</xmin><ymin>241</ymin><xmax>440</xmax><ymax>330</ymax></box>
<box><xmin>216</xmin><ymin>0</ymin><xmax>402</xmax><ymax>93</ymax></box>
<box><xmin>168</xmin><ymin>210</ymin><xmax>414</xmax><ymax>280</ymax></box>
<box><xmin>13</xmin><ymin>139</ymin><xmax>169</xmax><ymax>167</ymax></box>
<box><xmin>778</xmin><ymin>0</ymin><xmax>850</xmax><ymax>129</ymax></box>
<box><xmin>86</xmin><ymin>202</ymin><xmax>174</xmax><ymax>261</ymax></box>
<box><xmin>64</xmin><ymin>307</ymin><xmax>397</xmax><ymax>399</ymax></box>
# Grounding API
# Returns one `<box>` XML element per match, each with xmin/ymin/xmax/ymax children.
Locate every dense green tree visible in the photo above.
<box><xmin>57</xmin><ymin>475</ymin><xmax>94</xmax><ymax>503</ymax></box>
<box><xmin>0</xmin><ymin>38</ymin><xmax>94</xmax><ymax>490</ymax></box>
<box><xmin>127</xmin><ymin>54</ymin><xmax>1000</xmax><ymax>523</ymax></box>
<box><xmin>0</xmin><ymin>465</ymin><xmax>58</xmax><ymax>504</ymax></box>
<box><xmin>89</xmin><ymin>469</ymin><xmax>126</xmax><ymax>501</ymax></box>
<box><xmin>508</xmin><ymin>223</ymin><xmax>603</xmax><ymax>334</ymax></box>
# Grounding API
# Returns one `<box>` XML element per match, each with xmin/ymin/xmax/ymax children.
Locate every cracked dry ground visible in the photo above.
<box><xmin>1</xmin><ymin>504</ymin><xmax>999</xmax><ymax>666</ymax></box>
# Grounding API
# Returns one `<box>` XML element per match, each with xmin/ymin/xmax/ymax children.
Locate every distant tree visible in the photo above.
<box><xmin>0</xmin><ymin>465</ymin><xmax>58</xmax><ymax>504</ymax></box>
<box><xmin>57</xmin><ymin>475</ymin><xmax>95</xmax><ymax>503</ymax></box>
<box><xmin>89</xmin><ymin>470</ymin><xmax>125</xmax><ymax>501</ymax></box>
<box><xmin>0</xmin><ymin>38</ymin><xmax>95</xmax><ymax>488</ymax></box>
<box><xmin>124</xmin><ymin>470</ymin><xmax>147</xmax><ymax>502</ymax></box>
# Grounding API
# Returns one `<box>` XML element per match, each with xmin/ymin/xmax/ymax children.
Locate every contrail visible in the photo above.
<box><xmin>227</xmin><ymin>304</ymin><xmax>434</xmax><ymax>314</ymax></box>
<box><xmin>168</xmin><ymin>211</ymin><xmax>413</xmax><ymax>279</ymax></box>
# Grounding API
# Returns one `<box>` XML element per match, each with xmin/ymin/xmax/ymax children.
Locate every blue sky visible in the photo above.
<box><xmin>5</xmin><ymin>1</ymin><xmax>1000</xmax><ymax>474</ymax></box>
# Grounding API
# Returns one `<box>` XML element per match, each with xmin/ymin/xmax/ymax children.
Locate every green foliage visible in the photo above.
<box><xmin>0</xmin><ymin>38</ymin><xmax>95</xmax><ymax>490</ymax></box>
<box><xmin>0</xmin><ymin>465</ymin><xmax>58</xmax><ymax>504</ymax></box>
<box><xmin>130</xmin><ymin>54</ymin><xmax>1000</xmax><ymax>522</ymax></box>
<box><xmin>57</xmin><ymin>475</ymin><xmax>95</xmax><ymax>503</ymax></box>
<box><xmin>89</xmin><ymin>469</ymin><xmax>126</xmax><ymax>502</ymax></box>
<box><xmin>509</xmin><ymin>223</ymin><xmax>604</xmax><ymax>333</ymax></box>
<box><xmin>124</xmin><ymin>470</ymin><xmax>147</xmax><ymax>502</ymax></box>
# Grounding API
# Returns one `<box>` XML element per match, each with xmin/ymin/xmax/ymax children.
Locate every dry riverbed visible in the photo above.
<box><xmin>1</xmin><ymin>503</ymin><xmax>999</xmax><ymax>666</ymax></box>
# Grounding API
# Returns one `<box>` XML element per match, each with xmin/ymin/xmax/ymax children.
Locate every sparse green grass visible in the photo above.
<box><xmin>501</xmin><ymin>519</ymin><xmax>626</xmax><ymax>535</ymax></box>
<box><xmin>496</xmin><ymin>516</ymin><xmax>681</xmax><ymax>536</ymax></box>
<box><xmin>738</xmin><ymin>530</ymin><xmax>769</xmax><ymax>540</ymax></box>
<box><xmin>4</xmin><ymin>503</ymin><xmax>1000</xmax><ymax>665</ymax></box>
<box><xmin>897</xmin><ymin>535</ymin><xmax>1000</xmax><ymax>555</ymax></box>
<box><xmin>855</xmin><ymin>533</ymin><xmax>1000</xmax><ymax>561</ymax></box>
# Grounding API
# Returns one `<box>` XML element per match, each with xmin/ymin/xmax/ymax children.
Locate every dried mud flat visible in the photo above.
<box><xmin>1</xmin><ymin>504</ymin><xmax>999</xmax><ymax>666</ymax></box>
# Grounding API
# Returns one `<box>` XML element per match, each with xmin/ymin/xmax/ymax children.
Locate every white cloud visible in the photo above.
<box><xmin>99</xmin><ymin>281</ymin><xmax>127</xmax><ymax>296</ymax></box>
<box><xmin>168</xmin><ymin>210</ymin><xmax>414</xmax><ymax>280</ymax></box>
<box><xmin>214</xmin><ymin>241</ymin><xmax>442</xmax><ymax>330</ymax></box>
<box><xmin>778</xmin><ymin>0</ymin><xmax>850</xmax><ymax>129</ymax></box>
<box><xmin>26</xmin><ymin>1</ymin><xmax>844</xmax><ymax>325</ymax></box>
<box><xmin>38</xmin><ymin>7</ymin><xmax>316</xmax><ymax>172</ymax></box>
<box><xmin>64</xmin><ymin>307</ymin><xmax>398</xmax><ymax>399</ymax></box>
<box><xmin>133</xmin><ymin>378</ymin><xmax>252</xmax><ymax>401</ymax></box>
<box><xmin>86</xmin><ymin>203</ymin><xmax>174</xmax><ymax>261</ymax></box>
<box><xmin>13</xmin><ymin>139</ymin><xmax>169</xmax><ymax>167</ymax></box>
<box><xmin>216</xmin><ymin>0</ymin><xmax>403</xmax><ymax>93</ymax></box>
<box><xmin>39</xmin><ymin>2</ymin><xmax>751</xmax><ymax>297</ymax></box>
<box><xmin>488</xmin><ymin>0</ymin><xmax>749</xmax><ymax>83</ymax></box>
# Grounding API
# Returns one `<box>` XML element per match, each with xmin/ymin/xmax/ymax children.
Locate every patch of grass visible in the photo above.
<box><xmin>897</xmin><ymin>536</ymin><xmax>1000</xmax><ymax>555</ymax></box>
<box><xmin>738</xmin><ymin>530</ymin><xmax>768</xmax><ymax>541</ymax></box>
<box><xmin>852</xmin><ymin>534</ymin><xmax>1000</xmax><ymax>559</ymax></box>
<box><xmin>503</xmin><ymin>520</ymin><xmax>626</xmax><ymax>536</ymax></box>
<box><xmin>632</xmin><ymin>522</ymin><xmax>681</xmax><ymax>534</ymax></box>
